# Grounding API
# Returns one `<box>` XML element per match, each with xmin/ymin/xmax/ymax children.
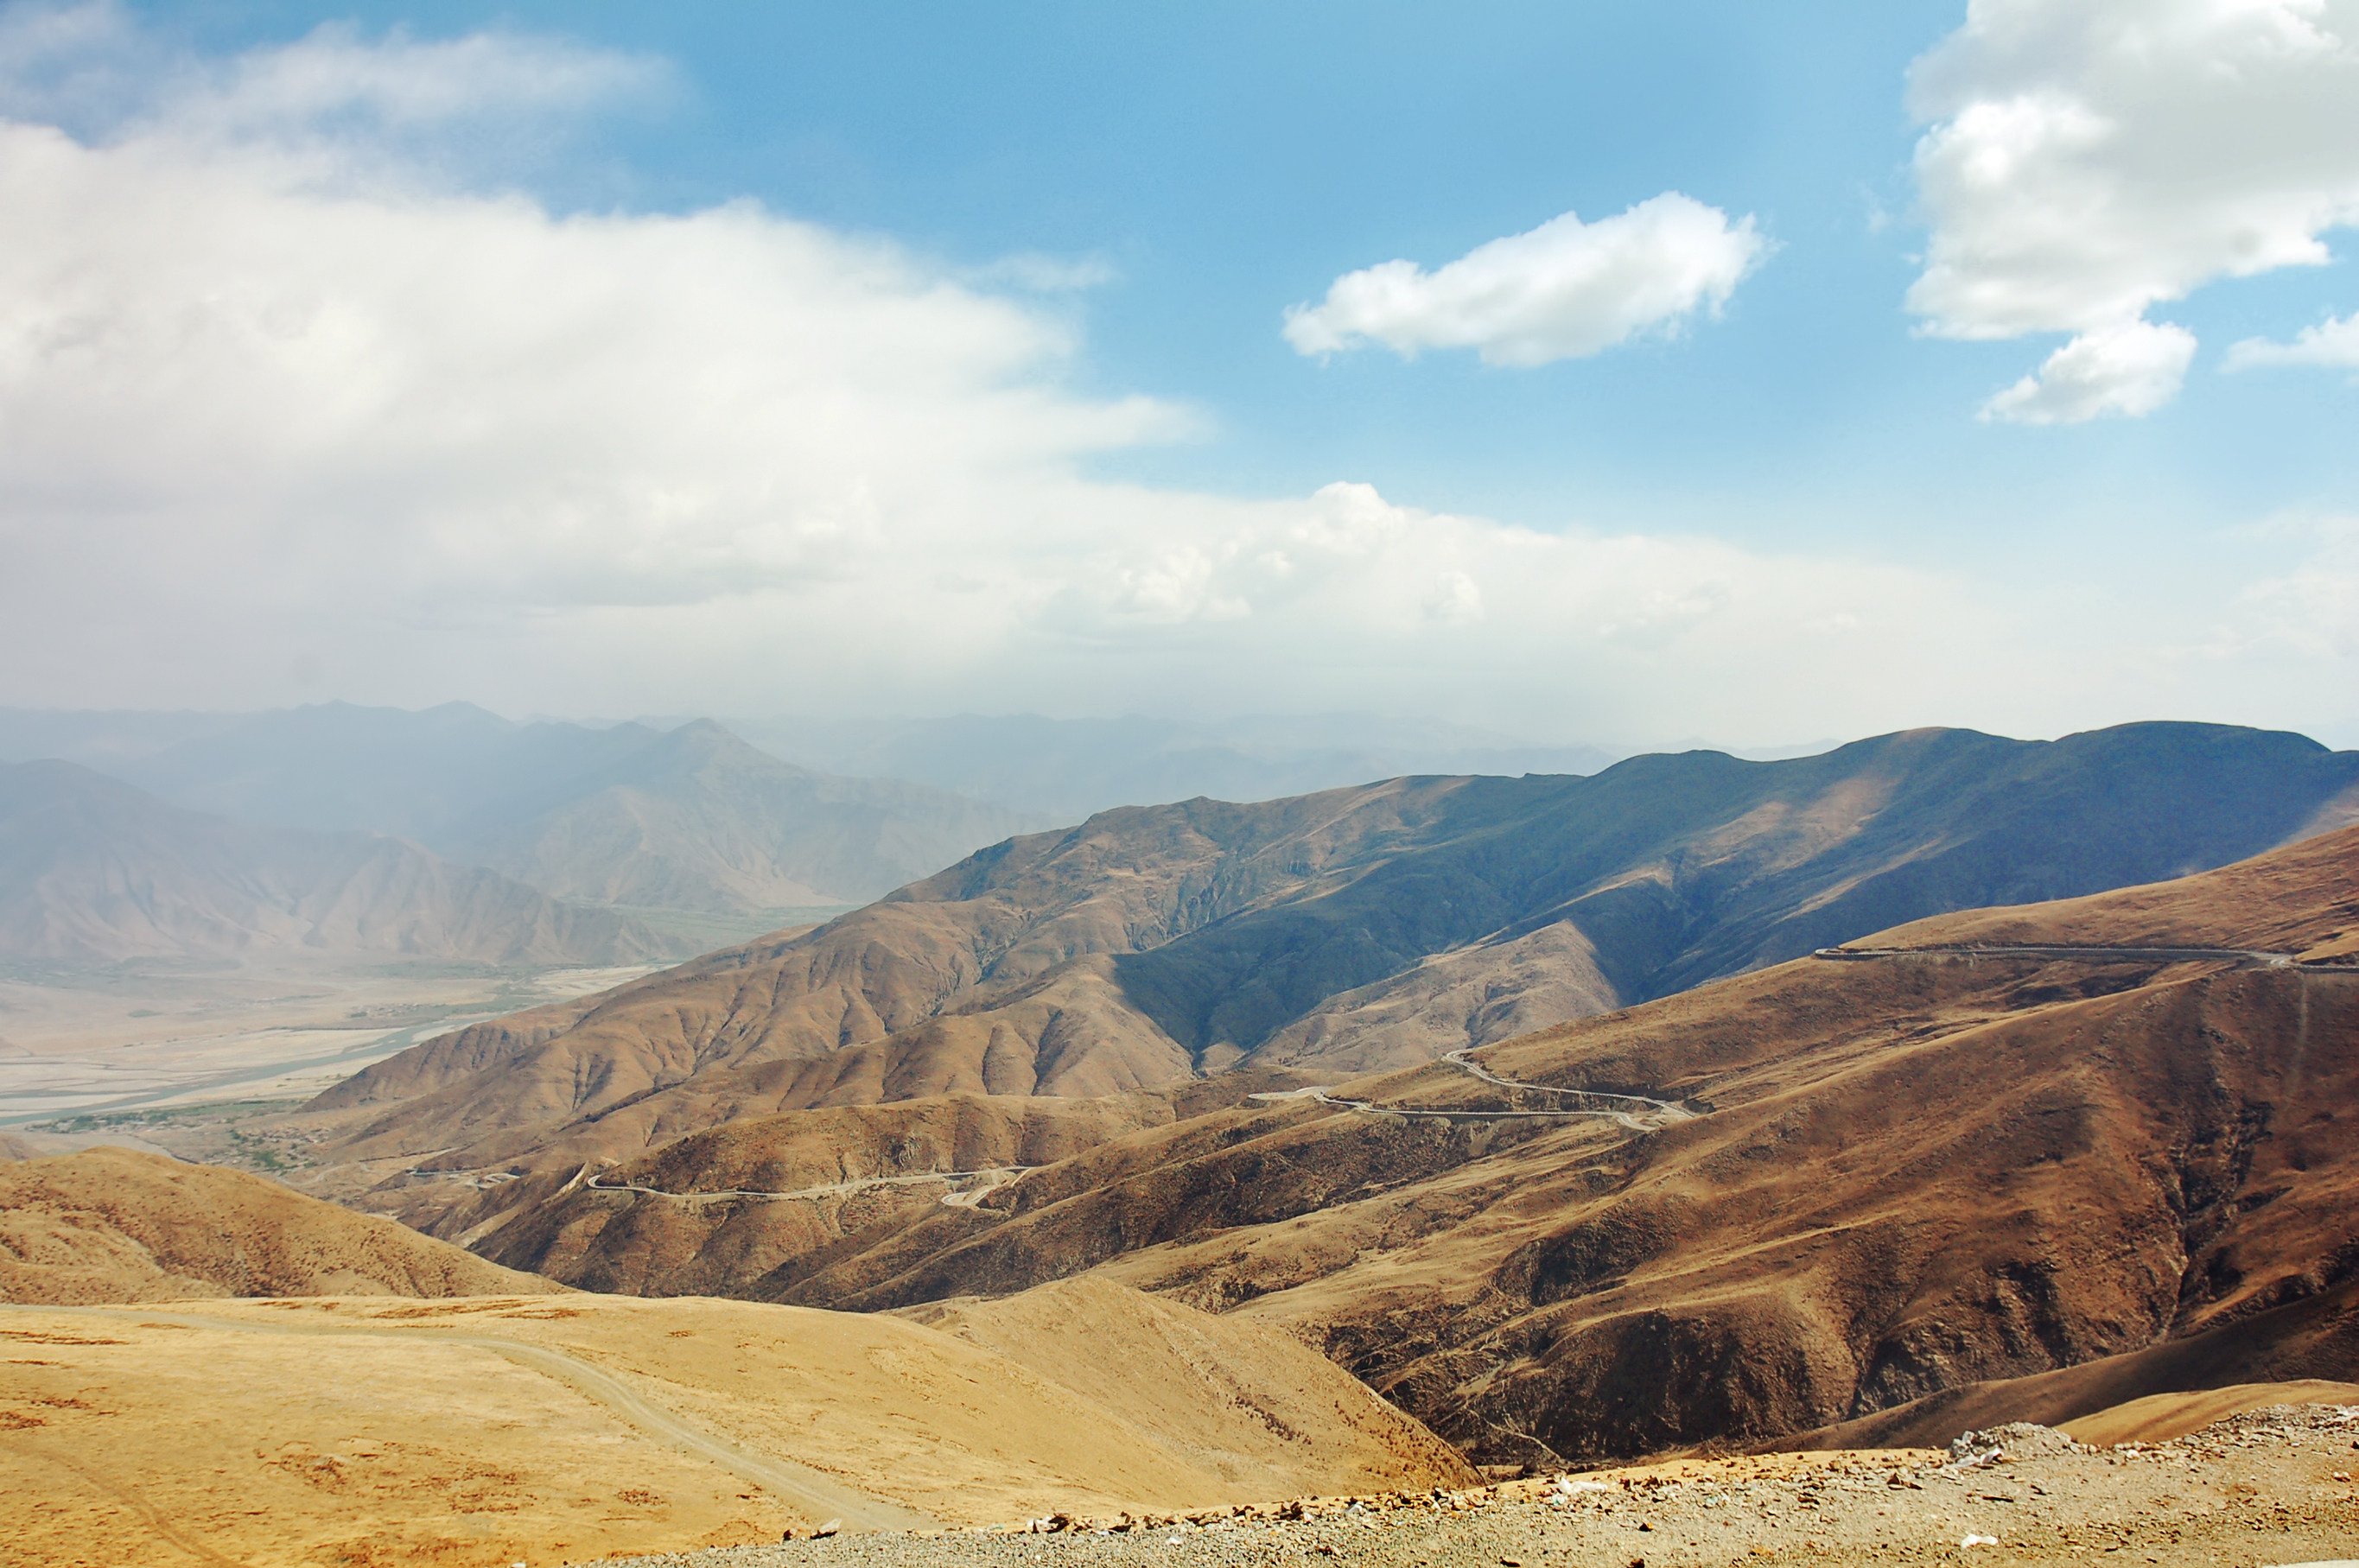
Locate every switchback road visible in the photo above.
<box><xmin>1249</xmin><ymin>1044</ymin><xmax>1695</xmax><ymax>1131</ymax></box>
<box><xmin>1811</xmin><ymin>943</ymin><xmax>2357</xmax><ymax>968</ymax></box>
<box><xmin>584</xmin><ymin>1165</ymin><xmax>1035</xmax><ymax>1209</ymax></box>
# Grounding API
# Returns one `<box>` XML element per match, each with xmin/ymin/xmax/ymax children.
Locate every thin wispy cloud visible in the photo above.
<box><xmin>2227</xmin><ymin>311</ymin><xmax>2359</xmax><ymax>373</ymax></box>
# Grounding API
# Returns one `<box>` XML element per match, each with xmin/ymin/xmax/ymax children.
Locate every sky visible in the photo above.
<box><xmin>0</xmin><ymin>0</ymin><xmax>2356</xmax><ymax>750</ymax></box>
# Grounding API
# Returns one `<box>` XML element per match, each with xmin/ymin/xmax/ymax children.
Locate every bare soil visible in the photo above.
<box><xmin>600</xmin><ymin>1405</ymin><xmax>2359</xmax><ymax>1568</ymax></box>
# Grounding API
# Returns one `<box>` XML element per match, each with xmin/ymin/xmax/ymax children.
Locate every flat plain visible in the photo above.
<box><xmin>0</xmin><ymin>957</ymin><xmax>652</xmax><ymax>1138</ymax></box>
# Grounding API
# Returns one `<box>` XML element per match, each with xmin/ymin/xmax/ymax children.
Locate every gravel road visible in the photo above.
<box><xmin>586</xmin><ymin>1407</ymin><xmax>2359</xmax><ymax>1568</ymax></box>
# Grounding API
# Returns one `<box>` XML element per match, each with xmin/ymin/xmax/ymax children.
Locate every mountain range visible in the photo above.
<box><xmin>0</xmin><ymin>759</ymin><xmax>664</xmax><ymax>968</ymax></box>
<box><xmin>427</xmin><ymin>820</ymin><xmax>2359</xmax><ymax>1469</ymax></box>
<box><xmin>0</xmin><ymin>703</ymin><xmax>1033</xmax><ymax>963</ymax></box>
<box><xmin>726</xmin><ymin>711</ymin><xmax>1622</xmax><ymax>822</ymax></box>
<box><xmin>297</xmin><ymin>721</ymin><xmax>2359</xmax><ymax>1178</ymax></box>
<box><xmin>10</xmin><ymin>711</ymin><xmax>2359</xmax><ymax>1533</ymax></box>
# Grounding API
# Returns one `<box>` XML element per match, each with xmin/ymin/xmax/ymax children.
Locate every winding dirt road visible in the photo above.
<box><xmin>584</xmin><ymin>1165</ymin><xmax>1036</xmax><ymax>1209</ymax></box>
<box><xmin>1811</xmin><ymin>943</ymin><xmax>2354</xmax><ymax>968</ymax></box>
<box><xmin>1249</xmin><ymin>1045</ymin><xmax>1695</xmax><ymax>1131</ymax></box>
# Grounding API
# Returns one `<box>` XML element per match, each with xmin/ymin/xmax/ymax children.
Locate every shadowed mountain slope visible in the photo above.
<box><xmin>1786</xmin><ymin>1278</ymin><xmax>2359</xmax><ymax>1451</ymax></box>
<box><xmin>0</xmin><ymin>1147</ymin><xmax>558</xmax><ymax>1302</ymax></box>
<box><xmin>0</xmin><ymin>759</ymin><xmax>666</xmax><ymax>967</ymax></box>
<box><xmin>301</xmin><ymin>722</ymin><xmax>2357</xmax><ymax>1176</ymax></box>
<box><xmin>467</xmin><ymin>826</ymin><xmax>2359</xmax><ymax>1469</ymax></box>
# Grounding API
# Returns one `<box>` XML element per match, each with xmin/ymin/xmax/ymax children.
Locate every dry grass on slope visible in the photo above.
<box><xmin>0</xmin><ymin>1147</ymin><xmax>557</xmax><ymax>1304</ymax></box>
<box><xmin>0</xmin><ymin>1284</ymin><xmax>1470</xmax><ymax>1568</ymax></box>
<box><xmin>1867</xmin><ymin>819</ymin><xmax>2359</xmax><ymax>958</ymax></box>
<box><xmin>898</xmin><ymin>1278</ymin><xmax>1476</xmax><ymax>1498</ymax></box>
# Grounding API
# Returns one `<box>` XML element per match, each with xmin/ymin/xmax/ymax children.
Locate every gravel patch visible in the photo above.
<box><xmin>586</xmin><ymin>1406</ymin><xmax>2359</xmax><ymax>1568</ymax></box>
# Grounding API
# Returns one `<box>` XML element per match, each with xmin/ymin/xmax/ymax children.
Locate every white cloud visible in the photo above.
<box><xmin>2225</xmin><ymin>310</ymin><xmax>2359</xmax><ymax>371</ymax></box>
<box><xmin>1</xmin><ymin>2</ymin><xmax>664</xmax><ymax>162</ymax></box>
<box><xmin>1907</xmin><ymin>0</ymin><xmax>2359</xmax><ymax>419</ymax></box>
<box><xmin>1980</xmin><ymin>318</ymin><xmax>2197</xmax><ymax>423</ymax></box>
<box><xmin>0</xmin><ymin>10</ymin><xmax>2345</xmax><ymax>750</ymax></box>
<box><xmin>1281</xmin><ymin>194</ymin><xmax>1765</xmax><ymax>367</ymax></box>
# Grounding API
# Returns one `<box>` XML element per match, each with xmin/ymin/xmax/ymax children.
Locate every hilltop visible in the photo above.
<box><xmin>0</xmin><ymin>1139</ymin><xmax>1470</xmax><ymax>1565</ymax></box>
<box><xmin>0</xmin><ymin>1146</ymin><xmax>556</xmax><ymax>1302</ymax></box>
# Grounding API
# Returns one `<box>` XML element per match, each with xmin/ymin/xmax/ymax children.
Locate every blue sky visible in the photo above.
<box><xmin>3</xmin><ymin>1</ymin><xmax>2356</xmax><ymax>746</ymax></box>
<box><xmin>160</xmin><ymin>0</ymin><xmax>2356</xmax><ymax>546</ymax></box>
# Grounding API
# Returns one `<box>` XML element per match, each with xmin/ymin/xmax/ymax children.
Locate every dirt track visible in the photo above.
<box><xmin>1248</xmin><ymin>1043</ymin><xmax>1695</xmax><ymax>1131</ymax></box>
<box><xmin>583</xmin><ymin>1165</ymin><xmax>1034</xmax><ymax>1209</ymax></box>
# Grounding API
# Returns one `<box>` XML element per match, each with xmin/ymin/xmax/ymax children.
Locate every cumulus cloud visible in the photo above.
<box><xmin>0</xmin><ymin>8</ymin><xmax>2337</xmax><ymax>748</ymax></box>
<box><xmin>1281</xmin><ymin>194</ymin><xmax>1765</xmax><ymax>367</ymax></box>
<box><xmin>1980</xmin><ymin>318</ymin><xmax>2197</xmax><ymax>423</ymax></box>
<box><xmin>2226</xmin><ymin>310</ymin><xmax>2359</xmax><ymax>371</ymax></box>
<box><xmin>1908</xmin><ymin>0</ymin><xmax>2359</xmax><ymax>419</ymax></box>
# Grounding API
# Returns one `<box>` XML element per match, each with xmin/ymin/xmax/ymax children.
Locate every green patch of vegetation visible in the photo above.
<box><xmin>226</xmin><ymin>1127</ymin><xmax>296</xmax><ymax>1171</ymax></box>
<box><xmin>34</xmin><ymin>1099</ymin><xmax>308</xmax><ymax>1134</ymax></box>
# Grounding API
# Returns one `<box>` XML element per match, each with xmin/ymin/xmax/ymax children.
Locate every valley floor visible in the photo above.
<box><xmin>0</xmin><ymin>957</ymin><xmax>652</xmax><ymax>1138</ymax></box>
<box><xmin>607</xmin><ymin>1406</ymin><xmax>2359</xmax><ymax>1568</ymax></box>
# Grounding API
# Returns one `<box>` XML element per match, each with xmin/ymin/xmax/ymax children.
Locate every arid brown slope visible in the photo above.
<box><xmin>0</xmin><ymin>1284</ymin><xmax>1472</xmax><ymax>1566</ymax></box>
<box><xmin>0</xmin><ymin>1148</ymin><xmax>557</xmax><ymax>1302</ymax></box>
<box><xmin>301</xmin><ymin>722</ymin><xmax>2357</xmax><ymax>1181</ymax></box>
<box><xmin>438</xmin><ymin>1089</ymin><xmax>1223</xmax><ymax>1293</ymax></box>
<box><xmin>1788</xmin><ymin>1278</ymin><xmax>2359</xmax><ymax>1450</ymax></box>
<box><xmin>486</xmin><ymin>827</ymin><xmax>2359</xmax><ymax>1470</ymax></box>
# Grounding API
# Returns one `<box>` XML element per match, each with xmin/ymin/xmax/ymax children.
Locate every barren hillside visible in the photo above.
<box><xmin>470</xmin><ymin>825</ymin><xmax>2359</xmax><ymax>1468</ymax></box>
<box><xmin>0</xmin><ymin>1147</ymin><xmax>558</xmax><ymax>1302</ymax></box>
<box><xmin>296</xmin><ymin>722</ymin><xmax>2359</xmax><ymax>1178</ymax></box>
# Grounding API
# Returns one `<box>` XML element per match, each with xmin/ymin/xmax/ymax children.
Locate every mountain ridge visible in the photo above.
<box><xmin>0</xmin><ymin>759</ymin><xmax>669</xmax><ymax>968</ymax></box>
<box><xmin>295</xmin><ymin>721</ymin><xmax>2359</xmax><ymax>1178</ymax></box>
<box><xmin>459</xmin><ymin>823</ymin><xmax>2359</xmax><ymax>1469</ymax></box>
<box><xmin>1</xmin><ymin>702</ymin><xmax>1036</xmax><ymax>921</ymax></box>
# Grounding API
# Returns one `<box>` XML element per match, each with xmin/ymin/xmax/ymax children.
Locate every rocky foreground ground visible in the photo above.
<box><xmin>596</xmin><ymin>1407</ymin><xmax>2359</xmax><ymax>1568</ymax></box>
